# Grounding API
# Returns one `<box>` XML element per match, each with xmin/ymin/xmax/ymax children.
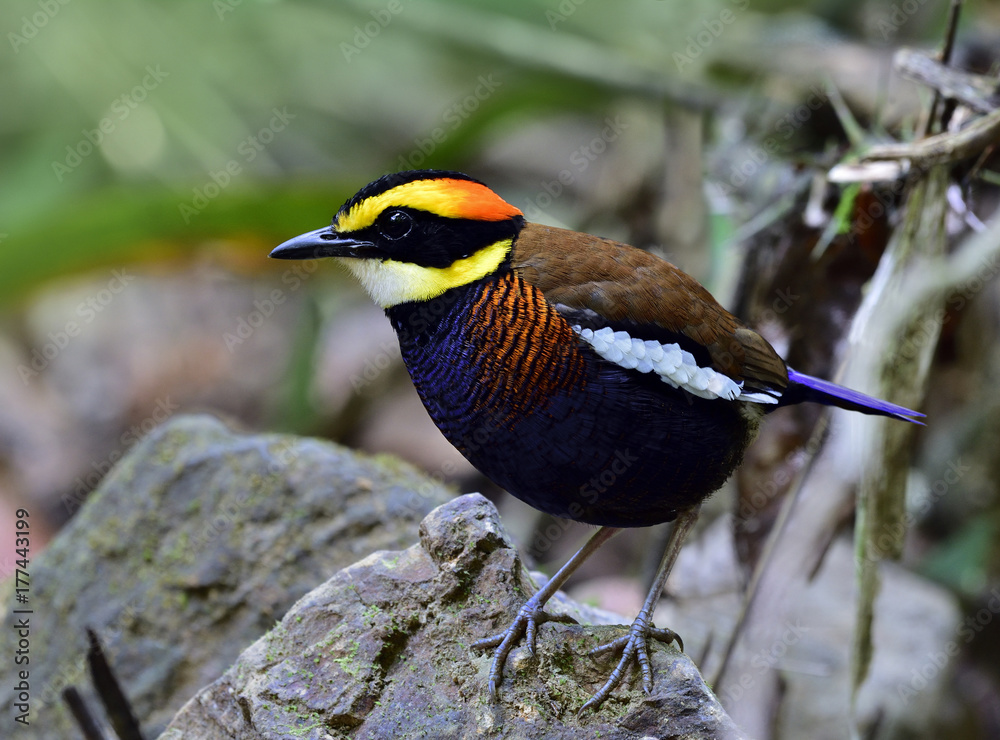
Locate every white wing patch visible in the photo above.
<box><xmin>572</xmin><ymin>325</ymin><xmax>778</xmax><ymax>404</ymax></box>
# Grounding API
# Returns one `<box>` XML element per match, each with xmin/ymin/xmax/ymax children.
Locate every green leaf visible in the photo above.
<box><xmin>0</xmin><ymin>184</ymin><xmax>351</xmax><ymax>309</ymax></box>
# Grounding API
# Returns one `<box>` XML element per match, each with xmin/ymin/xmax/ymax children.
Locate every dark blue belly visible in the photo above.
<box><xmin>386</xmin><ymin>272</ymin><xmax>755</xmax><ymax>527</ymax></box>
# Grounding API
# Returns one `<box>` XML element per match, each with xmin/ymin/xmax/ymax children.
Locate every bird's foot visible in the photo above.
<box><xmin>581</xmin><ymin>619</ymin><xmax>683</xmax><ymax>712</ymax></box>
<box><xmin>472</xmin><ymin>594</ymin><xmax>577</xmax><ymax>700</ymax></box>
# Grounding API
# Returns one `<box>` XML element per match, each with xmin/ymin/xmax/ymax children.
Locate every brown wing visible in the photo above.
<box><xmin>511</xmin><ymin>222</ymin><xmax>788</xmax><ymax>392</ymax></box>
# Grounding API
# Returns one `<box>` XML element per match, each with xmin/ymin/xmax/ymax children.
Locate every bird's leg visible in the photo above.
<box><xmin>473</xmin><ymin>525</ymin><xmax>621</xmax><ymax>699</ymax></box>
<box><xmin>581</xmin><ymin>504</ymin><xmax>700</xmax><ymax>712</ymax></box>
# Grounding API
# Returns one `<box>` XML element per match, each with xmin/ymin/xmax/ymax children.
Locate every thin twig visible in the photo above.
<box><xmin>87</xmin><ymin>628</ymin><xmax>146</xmax><ymax>740</ymax></box>
<box><xmin>708</xmin><ymin>417</ymin><xmax>830</xmax><ymax>690</ymax></box>
<box><xmin>859</xmin><ymin>107</ymin><xmax>1000</xmax><ymax>167</ymax></box>
<box><xmin>920</xmin><ymin>0</ymin><xmax>965</xmax><ymax>137</ymax></box>
<box><xmin>896</xmin><ymin>48</ymin><xmax>997</xmax><ymax>115</ymax></box>
<box><xmin>63</xmin><ymin>687</ymin><xmax>109</xmax><ymax>740</ymax></box>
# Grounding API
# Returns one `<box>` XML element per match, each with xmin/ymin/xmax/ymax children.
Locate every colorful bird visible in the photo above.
<box><xmin>271</xmin><ymin>169</ymin><xmax>923</xmax><ymax>710</ymax></box>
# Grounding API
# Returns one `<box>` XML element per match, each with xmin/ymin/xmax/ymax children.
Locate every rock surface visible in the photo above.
<box><xmin>0</xmin><ymin>415</ymin><xmax>454</xmax><ymax>739</ymax></box>
<box><xmin>159</xmin><ymin>492</ymin><xmax>745</xmax><ymax>740</ymax></box>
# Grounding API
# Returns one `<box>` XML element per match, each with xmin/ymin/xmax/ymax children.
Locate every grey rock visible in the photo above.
<box><xmin>160</xmin><ymin>493</ymin><xmax>746</xmax><ymax>740</ymax></box>
<box><xmin>0</xmin><ymin>414</ymin><xmax>453</xmax><ymax>739</ymax></box>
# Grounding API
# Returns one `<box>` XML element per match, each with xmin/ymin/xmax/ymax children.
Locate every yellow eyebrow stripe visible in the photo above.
<box><xmin>335</xmin><ymin>178</ymin><xmax>523</xmax><ymax>233</ymax></box>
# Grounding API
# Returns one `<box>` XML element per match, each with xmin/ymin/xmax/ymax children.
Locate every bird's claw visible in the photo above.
<box><xmin>472</xmin><ymin>597</ymin><xmax>577</xmax><ymax>699</ymax></box>
<box><xmin>581</xmin><ymin>622</ymin><xmax>683</xmax><ymax>712</ymax></box>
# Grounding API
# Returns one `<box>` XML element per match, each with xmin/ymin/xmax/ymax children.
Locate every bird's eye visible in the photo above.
<box><xmin>378</xmin><ymin>209</ymin><xmax>413</xmax><ymax>240</ymax></box>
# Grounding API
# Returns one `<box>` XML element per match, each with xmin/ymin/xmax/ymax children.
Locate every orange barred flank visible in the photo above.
<box><xmin>465</xmin><ymin>272</ymin><xmax>586</xmax><ymax>423</ymax></box>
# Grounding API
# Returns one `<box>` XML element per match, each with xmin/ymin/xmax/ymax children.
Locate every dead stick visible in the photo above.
<box><xmin>859</xmin><ymin>107</ymin><xmax>1000</xmax><ymax>168</ymax></box>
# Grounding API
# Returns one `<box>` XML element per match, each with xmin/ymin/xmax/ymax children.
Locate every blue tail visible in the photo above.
<box><xmin>781</xmin><ymin>368</ymin><xmax>925</xmax><ymax>424</ymax></box>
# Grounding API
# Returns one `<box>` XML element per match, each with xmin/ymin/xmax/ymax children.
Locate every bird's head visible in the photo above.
<box><xmin>270</xmin><ymin>170</ymin><xmax>524</xmax><ymax>307</ymax></box>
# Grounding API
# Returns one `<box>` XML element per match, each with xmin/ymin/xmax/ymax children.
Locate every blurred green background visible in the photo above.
<box><xmin>0</xmin><ymin>0</ymin><xmax>954</xmax><ymax>306</ymax></box>
<box><xmin>6</xmin><ymin>0</ymin><xmax>897</xmax><ymax>525</ymax></box>
<box><xmin>4</xmin><ymin>0</ymin><xmax>1000</xmax><ymax>737</ymax></box>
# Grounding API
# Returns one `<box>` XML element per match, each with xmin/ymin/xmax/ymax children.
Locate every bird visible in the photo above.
<box><xmin>270</xmin><ymin>169</ymin><xmax>923</xmax><ymax>711</ymax></box>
